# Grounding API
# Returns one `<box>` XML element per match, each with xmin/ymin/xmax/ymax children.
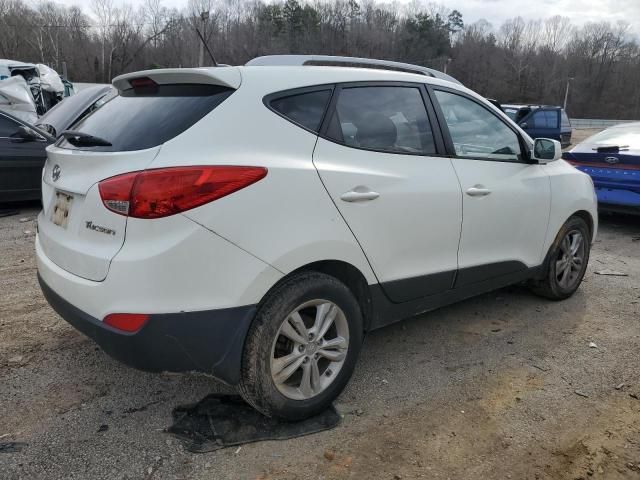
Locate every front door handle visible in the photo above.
<box><xmin>466</xmin><ymin>186</ymin><xmax>492</xmax><ymax>197</ymax></box>
<box><xmin>340</xmin><ymin>189</ymin><xmax>380</xmax><ymax>202</ymax></box>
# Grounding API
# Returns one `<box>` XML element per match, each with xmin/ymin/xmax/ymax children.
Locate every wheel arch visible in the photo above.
<box><xmin>538</xmin><ymin>209</ymin><xmax>595</xmax><ymax>279</ymax></box>
<box><xmin>572</xmin><ymin>209</ymin><xmax>595</xmax><ymax>242</ymax></box>
<box><xmin>258</xmin><ymin>260</ymin><xmax>374</xmax><ymax>333</ymax></box>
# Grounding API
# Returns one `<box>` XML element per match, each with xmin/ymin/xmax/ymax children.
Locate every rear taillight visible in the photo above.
<box><xmin>104</xmin><ymin>313</ymin><xmax>149</xmax><ymax>333</ymax></box>
<box><xmin>98</xmin><ymin>166</ymin><xmax>267</xmax><ymax>219</ymax></box>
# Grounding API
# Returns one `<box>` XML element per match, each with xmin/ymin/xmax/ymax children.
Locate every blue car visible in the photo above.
<box><xmin>563</xmin><ymin>122</ymin><xmax>640</xmax><ymax>213</ymax></box>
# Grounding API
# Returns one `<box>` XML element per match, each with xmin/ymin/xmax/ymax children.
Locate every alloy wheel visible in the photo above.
<box><xmin>555</xmin><ymin>229</ymin><xmax>585</xmax><ymax>290</ymax></box>
<box><xmin>270</xmin><ymin>299</ymin><xmax>350</xmax><ymax>400</ymax></box>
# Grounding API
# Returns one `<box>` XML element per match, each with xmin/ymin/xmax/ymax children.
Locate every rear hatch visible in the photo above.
<box><xmin>38</xmin><ymin>67</ymin><xmax>240</xmax><ymax>281</ymax></box>
<box><xmin>560</xmin><ymin>109</ymin><xmax>572</xmax><ymax>146</ymax></box>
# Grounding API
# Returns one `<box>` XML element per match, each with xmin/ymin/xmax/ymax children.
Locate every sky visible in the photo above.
<box><xmin>55</xmin><ymin>0</ymin><xmax>640</xmax><ymax>32</ymax></box>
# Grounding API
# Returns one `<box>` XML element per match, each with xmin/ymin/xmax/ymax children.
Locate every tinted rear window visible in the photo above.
<box><xmin>269</xmin><ymin>90</ymin><xmax>331</xmax><ymax>133</ymax></box>
<box><xmin>58</xmin><ymin>84</ymin><xmax>233</xmax><ymax>151</ymax></box>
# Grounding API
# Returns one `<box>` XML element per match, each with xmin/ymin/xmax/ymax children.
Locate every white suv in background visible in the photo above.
<box><xmin>37</xmin><ymin>56</ymin><xmax>597</xmax><ymax>420</ymax></box>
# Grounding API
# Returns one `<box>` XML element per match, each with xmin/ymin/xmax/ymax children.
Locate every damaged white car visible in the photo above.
<box><xmin>0</xmin><ymin>59</ymin><xmax>70</xmax><ymax>123</ymax></box>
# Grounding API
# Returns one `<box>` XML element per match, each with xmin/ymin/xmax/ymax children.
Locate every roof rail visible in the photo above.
<box><xmin>245</xmin><ymin>55</ymin><xmax>462</xmax><ymax>85</ymax></box>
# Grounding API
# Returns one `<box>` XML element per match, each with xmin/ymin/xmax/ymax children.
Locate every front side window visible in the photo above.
<box><xmin>434</xmin><ymin>90</ymin><xmax>522</xmax><ymax>162</ymax></box>
<box><xmin>326</xmin><ymin>86</ymin><xmax>436</xmax><ymax>155</ymax></box>
<box><xmin>270</xmin><ymin>90</ymin><xmax>332</xmax><ymax>133</ymax></box>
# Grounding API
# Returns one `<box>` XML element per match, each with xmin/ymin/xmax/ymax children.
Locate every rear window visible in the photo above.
<box><xmin>269</xmin><ymin>90</ymin><xmax>332</xmax><ymax>133</ymax></box>
<box><xmin>584</xmin><ymin>124</ymin><xmax>640</xmax><ymax>147</ymax></box>
<box><xmin>58</xmin><ymin>84</ymin><xmax>233</xmax><ymax>152</ymax></box>
<box><xmin>561</xmin><ymin>110</ymin><xmax>571</xmax><ymax>128</ymax></box>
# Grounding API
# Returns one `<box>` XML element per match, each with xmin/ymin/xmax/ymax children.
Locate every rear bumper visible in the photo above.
<box><xmin>38</xmin><ymin>273</ymin><xmax>256</xmax><ymax>384</ymax></box>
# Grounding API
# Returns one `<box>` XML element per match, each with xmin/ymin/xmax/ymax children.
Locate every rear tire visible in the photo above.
<box><xmin>530</xmin><ymin>216</ymin><xmax>591</xmax><ymax>300</ymax></box>
<box><xmin>239</xmin><ymin>271</ymin><xmax>363</xmax><ymax>420</ymax></box>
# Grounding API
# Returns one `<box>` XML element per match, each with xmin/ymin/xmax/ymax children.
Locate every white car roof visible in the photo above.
<box><xmin>113</xmin><ymin>64</ymin><xmax>463</xmax><ymax>94</ymax></box>
<box><xmin>246</xmin><ymin>55</ymin><xmax>462</xmax><ymax>85</ymax></box>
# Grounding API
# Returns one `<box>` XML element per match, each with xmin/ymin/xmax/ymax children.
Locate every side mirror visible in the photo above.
<box><xmin>11</xmin><ymin>125</ymin><xmax>39</xmax><ymax>143</ymax></box>
<box><xmin>531</xmin><ymin>138</ymin><xmax>562</xmax><ymax>164</ymax></box>
<box><xmin>519</xmin><ymin>122</ymin><xmax>528</xmax><ymax>129</ymax></box>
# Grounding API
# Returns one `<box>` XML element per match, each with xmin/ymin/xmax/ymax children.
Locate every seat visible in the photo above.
<box><xmin>354</xmin><ymin>113</ymin><xmax>397</xmax><ymax>150</ymax></box>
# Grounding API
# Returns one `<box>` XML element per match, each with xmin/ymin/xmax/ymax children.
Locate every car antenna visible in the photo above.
<box><xmin>195</xmin><ymin>26</ymin><xmax>218</xmax><ymax>67</ymax></box>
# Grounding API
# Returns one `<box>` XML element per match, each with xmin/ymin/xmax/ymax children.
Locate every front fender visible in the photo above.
<box><xmin>543</xmin><ymin>160</ymin><xmax>598</xmax><ymax>255</ymax></box>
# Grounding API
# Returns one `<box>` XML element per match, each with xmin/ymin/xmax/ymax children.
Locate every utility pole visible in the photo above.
<box><xmin>563</xmin><ymin>77</ymin><xmax>574</xmax><ymax>111</ymax></box>
<box><xmin>198</xmin><ymin>11</ymin><xmax>209</xmax><ymax>67</ymax></box>
<box><xmin>444</xmin><ymin>57</ymin><xmax>452</xmax><ymax>74</ymax></box>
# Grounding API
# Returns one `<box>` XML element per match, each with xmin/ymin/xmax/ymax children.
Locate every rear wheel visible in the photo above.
<box><xmin>530</xmin><ymin>216</ymin><xmax>591</xmax><ymax>300</ymax></box>
<box><xmin>239</xmin><ymin>272</ymin><xmax>363</xmax><ymax>420</ymax></box>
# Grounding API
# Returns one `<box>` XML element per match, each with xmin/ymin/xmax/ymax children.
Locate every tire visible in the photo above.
<box><xmin>239</xmin><ymin>271</ymin><xmax>363</xmax><ymax>420</ymax></box>
<box><xmin>530</xmin><ymin>216</ymin><xmax>591</xmax><ymax>300</ymax></box>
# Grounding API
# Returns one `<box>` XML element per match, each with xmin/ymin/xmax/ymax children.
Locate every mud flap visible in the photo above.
<box><xmin>166</xmin><ymin>394</ymin><xmax>341</xmax><ymax>453</ymax></box>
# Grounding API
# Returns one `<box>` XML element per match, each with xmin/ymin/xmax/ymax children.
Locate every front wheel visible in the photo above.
<box><xmin>239</xmin><ymin>272</ymin><xmax>363</xmax><ymax>420</ymax></box>
<box><xmin>530</xmin><ymin>216</ymin><xmax>591</xmax><ymax>300</ymax></box>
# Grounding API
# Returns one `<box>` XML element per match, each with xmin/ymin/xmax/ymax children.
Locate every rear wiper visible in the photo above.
<box><xmin>61</xmin><ymin>130</ymin><xmax>112</xmax><ymax>147</ymax></box>
<box><xmin>593</xmin><ymin>145</ymin><xmax>629</xmax><ymax>153</ymax></box>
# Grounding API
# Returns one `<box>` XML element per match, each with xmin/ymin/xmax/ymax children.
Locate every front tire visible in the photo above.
<box><xmin>239</xmin><ymin>272</ymin><xmax>363</xmax><ymax>420</ymax></box>
<box><xmin>530</xmin><ymin>216</ymin><xmax>591</xmax><ymax>300</ymax></box>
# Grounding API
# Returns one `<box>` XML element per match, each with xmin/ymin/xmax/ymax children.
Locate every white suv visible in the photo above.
<box><xmin>37</xmin><ymin>56</ymin><xmax>597</xmax><ymax>420</ymax></box>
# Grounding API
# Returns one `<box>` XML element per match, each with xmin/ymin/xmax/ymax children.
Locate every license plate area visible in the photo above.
<box><xmin>51</xmin><ymin>191</ymin><xmax>73</xmax><ymax>228</ymax></box>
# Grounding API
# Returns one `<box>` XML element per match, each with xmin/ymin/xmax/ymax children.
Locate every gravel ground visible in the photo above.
<box><xmin>1</xmin><ymin>203</ymin><xmax>639</xmax><ymax>480</ymax></box>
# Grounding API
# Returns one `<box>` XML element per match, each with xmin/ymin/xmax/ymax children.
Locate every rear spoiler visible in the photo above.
<box><xmin>112</xmin><ymin>67</ymin><xmax>241</xmax><ymax>92</ymax></box>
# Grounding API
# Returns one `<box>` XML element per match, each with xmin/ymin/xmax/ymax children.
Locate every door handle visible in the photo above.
<box><xmin>466</xmin><ymin>186</ymin><xmax>492</xmax><ymax>197</ymax></box>
<box><xmin>340</xmin><ymin>189</ymin><xmax>380</xmax><ymax>202</ymax></box>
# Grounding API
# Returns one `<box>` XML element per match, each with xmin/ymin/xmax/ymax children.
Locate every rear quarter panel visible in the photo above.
<box><xmin>150</xmin><ymin>73</ymin><xmax>377</xmax><ymax>286</ymax></box>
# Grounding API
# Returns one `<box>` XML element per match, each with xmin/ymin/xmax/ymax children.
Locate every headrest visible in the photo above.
<box><xmin>355</xmin><ymin>113</ymin><xmax>397</xmax><ymax>150</ymax></box>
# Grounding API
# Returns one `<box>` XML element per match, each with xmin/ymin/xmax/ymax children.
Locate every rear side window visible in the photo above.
<box><xmin>58</xmin><ymin>84</ymin><xmax>233</xmax><ymax>152</ymax></box>
<box><xmin>326</xmin><ymin>86</ymin><xmax>436</xmax><ymax>155</ymax></box>
<box><xmin>533</xmin><ymin>110</ymin><xmax>558</xmax><ymax>129</ymax></box>
<box><xmin>269</xmin><ymin>90</ymin><xmax>331</xmax><ymax>133</ymax></box>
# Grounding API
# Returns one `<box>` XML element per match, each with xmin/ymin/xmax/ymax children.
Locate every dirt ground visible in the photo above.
<box><xmin>1</xmin><ymin>188</ymin><xmax>639</xmax><ymax>478</ymax></box>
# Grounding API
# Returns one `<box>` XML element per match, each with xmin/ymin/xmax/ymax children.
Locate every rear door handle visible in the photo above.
<box><xmin>466</xmin><ymin>186</ymin><xmax>492</xmax><ymax>197</ymax></box>
<box><xmin>340</xmin><ymin>189</ymin><xmax>380</xmax><ymax>202</ymax></box>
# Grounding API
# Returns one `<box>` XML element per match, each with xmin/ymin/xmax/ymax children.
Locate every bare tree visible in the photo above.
<box><xmin>0</xmin><ymin>0</ymin><xmax>638</xmax><ymax>119</ymax></box>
